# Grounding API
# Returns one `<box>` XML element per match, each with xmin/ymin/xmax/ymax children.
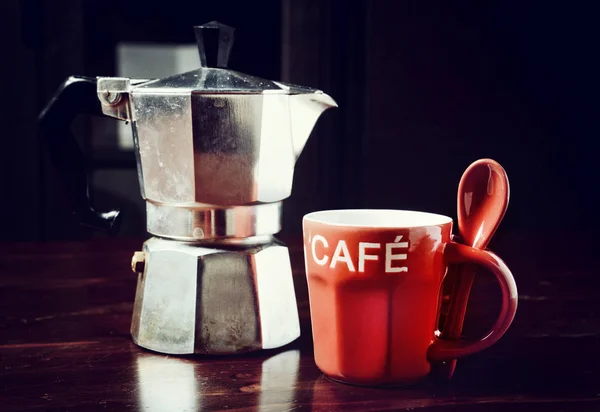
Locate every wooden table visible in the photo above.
<box><xmin>1</xmin><ymin>231</ymin><xmax>599</xmax><ymax>411</ymax></box>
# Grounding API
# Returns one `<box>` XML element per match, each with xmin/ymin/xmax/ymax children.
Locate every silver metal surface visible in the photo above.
<box><xmin>136</xmin><ymin>68</ymin><xmax>286</xmax><ymax>94</ymax></box>
<box><xmin>131</xmin><ymin>251</ymin><xmax>145</xmax><ymax>273</ymax></box>
<box><xmin>146</xmin><ymin>201</ymin><xmax>282</xmax><ymax>240</ymax></box>
<box><xmin>130</xmin><ymin>237</ymin><xmax>300</xmax><ymax>355</ymax></box>
<box><xmin>102</xmin><ymin>89</ymin><xmax>336</xmax><ymax>208</ymax></box>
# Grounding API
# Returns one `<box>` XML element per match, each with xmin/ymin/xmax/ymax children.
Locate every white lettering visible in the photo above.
<box><xmin>329</xmin><ymin>240</ymin><xmax>356</xmax><ymax>272</ymax></box>
<box><xmin>386</xmin><ymin>235</ymin><xmax>409</xmax><ymax>273</ymax></box>
<box><xmin>311</xmin><ymin>235</ymin><xmax>329</xmax><ymax>266</ymax></box>
<box><xmin>358</xmin><ymin>242</ymin><xmax>380</xmax><ymax>272</ymax></box>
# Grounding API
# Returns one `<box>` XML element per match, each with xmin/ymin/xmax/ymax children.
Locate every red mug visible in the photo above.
<box><xmin>302</xmin><ymin>209</ymin><xmax>518</xmax><ymax>386</ymax></box>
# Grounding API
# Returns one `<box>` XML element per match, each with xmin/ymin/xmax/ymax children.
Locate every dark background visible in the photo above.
<box><xmin>1</xmin><ymin>0</ymin><xmax>598</xmax><ymax>242</ymax></box>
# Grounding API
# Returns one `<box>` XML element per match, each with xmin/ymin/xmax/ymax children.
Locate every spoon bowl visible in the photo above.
<box><xmin>458</xmin><ymin>159</ymin><xmax>510</xmax><ymax>248</ymax></box>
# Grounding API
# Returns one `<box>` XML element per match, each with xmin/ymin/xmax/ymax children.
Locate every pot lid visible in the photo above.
<box><xmin>133</xmin><ymin>21</ymin><xmax>292</xmax><ymax>95</ymax></box>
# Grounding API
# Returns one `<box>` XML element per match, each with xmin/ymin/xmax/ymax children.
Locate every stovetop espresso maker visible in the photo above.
<box><xmin>39</xmin><ymin>21</ymin><xmax>337</xmax><ymax>355</ymax></box>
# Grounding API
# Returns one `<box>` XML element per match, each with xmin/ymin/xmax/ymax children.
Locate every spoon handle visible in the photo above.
<box><xmin>444</xmin><ymin>264</ymin><xmax>477</xmax><ymax>338</ymax></box>
<box><xmin>434</xmin><ymin>264</ymin><xmax>477</xmax><ymax>379</ymax></box>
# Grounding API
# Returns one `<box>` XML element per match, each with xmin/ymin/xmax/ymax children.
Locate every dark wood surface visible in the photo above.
<box><xmin>1</xmin><ymin>231</ymin><xmax>599</xmax><ymax>411</ymax></box>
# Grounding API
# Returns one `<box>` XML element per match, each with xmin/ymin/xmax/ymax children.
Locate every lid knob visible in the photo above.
<box><xmin>194</xmin><ymin>21</ymin><xmax>235</xmax><ymax>68</ymax></box>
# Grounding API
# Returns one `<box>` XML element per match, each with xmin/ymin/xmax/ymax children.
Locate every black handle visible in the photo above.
<box><xmin>38</xmin><ymin>76</ymin><xmax>122</xmax><ymax>235</ymax></box>
<box><xmin>194</xmin><ymin>21</ymin><xmax>235</xmax><ymax>68</ymax></box>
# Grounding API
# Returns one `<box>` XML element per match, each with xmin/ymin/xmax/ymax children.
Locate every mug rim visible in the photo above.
<box><xmin>303</xmin><ymin>209</ymin><xmax>453</xmax><ymax>229</ymax></box>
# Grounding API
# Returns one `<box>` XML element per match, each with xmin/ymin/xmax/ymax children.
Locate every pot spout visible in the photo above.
<box><xmin>277</xmin><ymin>83</ymin><xmax>337</xmax><ymax>159</ymax></box>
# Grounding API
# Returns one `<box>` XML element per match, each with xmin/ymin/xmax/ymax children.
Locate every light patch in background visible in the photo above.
<box><xmin>92</xmin><ymin>42</ymin><xmax>200</xmax><ymax>150</ymax></box>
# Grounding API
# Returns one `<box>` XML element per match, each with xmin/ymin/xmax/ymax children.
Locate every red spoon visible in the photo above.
<box><xmin>438</xmin><ymin>158</ymin><xmax>510</xmax><ymax>379</ymax></box>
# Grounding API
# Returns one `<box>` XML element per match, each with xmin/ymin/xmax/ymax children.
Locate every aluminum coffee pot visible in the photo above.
<box><xmin>39</xmin><ymin>21</ymin><xmax>337</xmax><ymax>355</ymax></box>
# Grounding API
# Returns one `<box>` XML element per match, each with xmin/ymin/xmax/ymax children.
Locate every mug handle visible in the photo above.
<box><xmin>427</xmin><ymin>241</ymin><xmax>518</xmax><ymax>363</ymax></box>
